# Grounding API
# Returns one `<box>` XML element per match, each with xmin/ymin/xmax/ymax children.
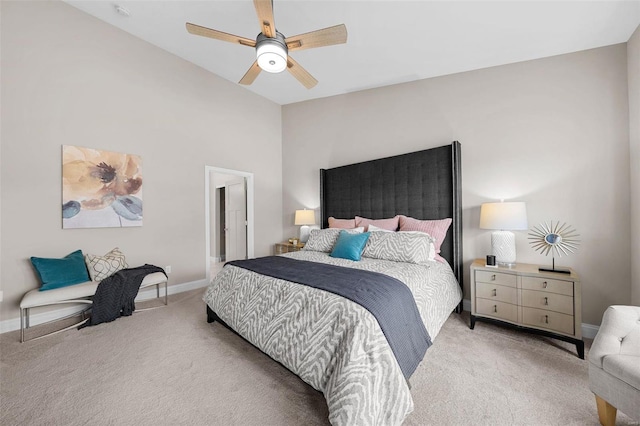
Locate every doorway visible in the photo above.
<box><xmin>205</xmin><ymin>166</ymin><xmax>254</xmax><ymax>282</ymax></box>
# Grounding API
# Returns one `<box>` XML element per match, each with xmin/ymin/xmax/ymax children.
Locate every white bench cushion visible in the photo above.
<box><xmin>20</xmin><ymin>272</ymin><xmax>167</xmax><ymax>309</ymax></box>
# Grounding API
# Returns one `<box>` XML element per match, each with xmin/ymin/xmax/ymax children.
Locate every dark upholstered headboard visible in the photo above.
<box><xmin>320</xmin><ymin>141</ymin><xmax>462</xmax><ymax>287</ymax></box>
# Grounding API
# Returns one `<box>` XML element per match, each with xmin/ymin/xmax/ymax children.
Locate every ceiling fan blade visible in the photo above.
<box><xmin>239</xmin><ymin>61</ymin><xmax>262</xmax><ymax>85</ymax></box>
<box><xmin>286</xmin><ymin>57</ymin><xmax>318</xmax><ymax>89</ymax></box>
<box><xmin>285</xmin><ymin>24</ymin><xmax>347</xmax><ymax>52</ymax></box>
<box><xmin>186</xmin><ymin>22</ymin><xmax>256</xmax><ymax>47</ymax></box>
<box><xmin>253</xmin><ymin>0</ymin><xmax>276</xmax><ymax>38</ymax></box>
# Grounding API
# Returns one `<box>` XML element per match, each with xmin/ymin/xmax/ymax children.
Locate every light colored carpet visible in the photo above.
<box><xmin>1</xmin><ymin>289</ymin><xmax>637</xmax><ymax>426</ymax></box>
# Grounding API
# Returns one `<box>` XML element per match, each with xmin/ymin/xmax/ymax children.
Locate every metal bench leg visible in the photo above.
<box><xmin>20</xmin><ymin>302</ymin><xmax>91</xmax><ymax>343</ymax></box>
<box><xmin>164</xmin><ymin>280</ymin><xmax>168</xmax><ymax>305</ymax></box>
<box><xmin>135</xmin><ymin>279</ymin><xmax>168</xmax><ymax>312</ymax></box>
<box><xmin>20</xmin><ymin>308</ymin><xmax>25</xmax><ymax>343</ymax></box>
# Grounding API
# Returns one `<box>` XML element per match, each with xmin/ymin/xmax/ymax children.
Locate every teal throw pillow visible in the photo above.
<box><xmin>330</xmin><ymin>231</ymin><xmax>371</xmax><ymax>261</ymax></box>
<box><xmin>30</xmin><ymin>250</ymin><xmax>90</xmax><ymax>291</ymax></box>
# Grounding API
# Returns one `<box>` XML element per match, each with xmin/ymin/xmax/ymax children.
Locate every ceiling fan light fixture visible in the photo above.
<box><xmin>256</xmin><ymin>32</ymin><xmax>288</xmax><ymax>73</ymax></box>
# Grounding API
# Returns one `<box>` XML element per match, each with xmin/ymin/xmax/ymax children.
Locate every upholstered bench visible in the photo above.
<box><xmin>20</xmin><ymin>272</ymin><xmax>167</xmax><ymax>342</ymax></box>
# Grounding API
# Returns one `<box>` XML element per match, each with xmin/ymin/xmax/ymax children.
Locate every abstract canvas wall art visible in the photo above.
<box><xmin>62</xmin><ymin>145</ymin><xmax>143</xmax><ymax>229</ymax></box>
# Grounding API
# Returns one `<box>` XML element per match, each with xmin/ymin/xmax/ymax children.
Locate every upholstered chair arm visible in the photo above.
<box><xmin>589</xmin><ymin>305</ymin><xmax>640</xmax><ymax>368</ymax></box>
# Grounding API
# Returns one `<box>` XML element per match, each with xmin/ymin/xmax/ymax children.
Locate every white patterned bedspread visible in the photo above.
<box><xmin>203</xmin><ymin>251</ymin><xmax>462</xmax><ymax>425</ymax></box>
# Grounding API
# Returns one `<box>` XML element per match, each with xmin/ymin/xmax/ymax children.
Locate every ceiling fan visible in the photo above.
<box><xmin>186</xmin><ymin>0</ymin><xmax>347</xmax><ymax>89</ymax></box>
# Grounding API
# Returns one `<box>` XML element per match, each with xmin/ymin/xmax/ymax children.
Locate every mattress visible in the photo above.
<box><xmin>203</xmin><ymin>251</ymin><xmax>462</xmax><ymax>425</ymax></box>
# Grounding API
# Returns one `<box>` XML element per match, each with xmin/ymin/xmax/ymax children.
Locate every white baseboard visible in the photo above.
<box><xmin>0</xmin><ymin>278</ymin><xmax>209</xmax><ymax>335</ymax></box>
<box><xmin>581</xmin><ymin>323</ymin><xmax>599</xmax><ymax>339</ymax></box>
<box><xmin>461</xmin><ymin>298</ymin><xmax>599</xmax><ymax>340</ymax></box>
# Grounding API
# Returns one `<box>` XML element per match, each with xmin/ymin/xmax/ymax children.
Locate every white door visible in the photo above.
<box><xmin>225</xmin><ymin>178</ymin><xmax>247</xmax><ymax>262</ymax></box>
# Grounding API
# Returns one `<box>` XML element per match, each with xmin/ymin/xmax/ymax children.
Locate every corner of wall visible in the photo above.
<box><xmin>628</xmin><ymin>24</ymin><xmax>640</xmax><ymax>306</ymax></box>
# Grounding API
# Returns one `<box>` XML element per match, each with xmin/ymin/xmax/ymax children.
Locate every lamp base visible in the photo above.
<box><xmin>299</xmin><ymin>225</ymin><xmax>311</xmax><ymax>243</ymax></box>
<box><xmin>491</xmin><ymin>230</ymin><xmax>516</xmax><ymax>265</ymax></box>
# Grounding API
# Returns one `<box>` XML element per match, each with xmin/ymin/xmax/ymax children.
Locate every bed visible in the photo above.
<box><xmin>204</xmin><ymin>142</ymin><xmax>463</xmax><ymax>425</ymax></box>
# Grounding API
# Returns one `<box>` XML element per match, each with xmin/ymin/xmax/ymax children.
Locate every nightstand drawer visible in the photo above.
<box><xmin>522</xmin><ymin>307</ymin><xmax>574</xmax><ymax>335</ymax></box>
<box><xmin>475</xmin><ymin>271</ymin><xmax>517</xmax><ymax>288</ymax></box>
<box><xmin>475</xmin><ymin>282</ymin><xmax>518</xmax><ymax>305</ymax></box>
<box><xmin>475</xmin><ymin>298</ymin><xmax>518</xmax><ymax>323</ymax></box>
<box><xmin>521</xmin><ymin>289</ymin><xmax>574</xmax><ymax>315</ymax></box>
<box><xmin>521</xmin><ymin>276</ymin><xmax>573</xmax><ymax>296</ymax></box>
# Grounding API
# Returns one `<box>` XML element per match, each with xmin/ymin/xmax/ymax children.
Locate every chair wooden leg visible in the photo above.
<box><xmin>595</xmin><ymin>394</ymin><xmax>617</xmax><ymax>426</ymax></box>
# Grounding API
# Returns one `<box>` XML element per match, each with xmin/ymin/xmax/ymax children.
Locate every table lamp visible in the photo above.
<box><xmin>294</xmin><ymin>209</ymin><xmax>316</xmax><ymax>243</ymax></box>
<box><xmin>479</xmin><ymin>201</ymin><xmax>528</xmax><ymax>266</ymax></box>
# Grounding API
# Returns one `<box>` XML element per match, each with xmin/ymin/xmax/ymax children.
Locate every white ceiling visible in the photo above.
<box><xmin>66</xmin><ymin>1</ymin><xmax>640</xmax><ymax>105</ymax></box>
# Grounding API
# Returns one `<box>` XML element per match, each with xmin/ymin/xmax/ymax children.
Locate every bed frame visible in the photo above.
<box><xmin>208</xmin><ymin>141</ymin><xmax>463</xmax><ymax>324</ymax></box>
<box><xmin>320</xmin><ymin>141</ymin><xmax>463</xmax><ymax>306</ymax></box>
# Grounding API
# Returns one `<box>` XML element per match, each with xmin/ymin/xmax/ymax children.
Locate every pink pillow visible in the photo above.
<box><xmin>328</xmin><ymin>217</ymin><xmax>356</xmax><ymax>229</ymax></box>
<box><xmin>355</xmin><ymin>216</ymin><xmax>399</xmax><ymax>232</ymax></box>
<box><xmin>398</xmin><ymin>215</ymin><xmax>452</xmax><ymax>262</ymax></box>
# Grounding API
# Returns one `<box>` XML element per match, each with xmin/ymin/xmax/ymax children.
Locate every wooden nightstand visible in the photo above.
<box><xmin>275</xmin><ymin>241</ymin><xmax>305</xmax><ymax>254</ymax></box>
<box><xmin>470</xmin><ymin>259</ymin><xmax>584</xmax><ymax>359</ymax></box>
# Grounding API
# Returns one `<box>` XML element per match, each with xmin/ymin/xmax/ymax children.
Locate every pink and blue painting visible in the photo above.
<box><xmin>62</xmin><ymin>145</ymin><xmax>143</xmax><ymax>229</ymax></box>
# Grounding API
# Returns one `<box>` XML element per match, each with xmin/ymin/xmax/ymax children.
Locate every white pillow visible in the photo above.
<box><xmin>368</xmin><ymin>224</ymin><xmax>394</xmax><ymax>233</ymax></box>
<box><xmin>85</xmin><ymin>247</ymin><xmax>129</xmax><ymax>282</ymax></box>
<box><xmin>363</xmin><ymin>231</ymin><xmax>436</xmax><ymax>264</ymax></box>
<box><xmin>302</xmin><ymin>227</ymin><xmax>364</xmax><ymax>253</ymax></box>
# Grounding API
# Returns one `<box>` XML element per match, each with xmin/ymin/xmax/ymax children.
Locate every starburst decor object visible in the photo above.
<box><xmin>528</xmin><ymin>221</ymin><xmax>580</xmax><ymax>274</ymax></box>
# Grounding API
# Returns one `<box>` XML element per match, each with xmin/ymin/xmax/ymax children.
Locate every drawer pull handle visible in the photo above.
<box><xmin>544</xmin><ymin>297</ymin><xmax>548</xmax><ymax>306</ymax></box>
<box><xmin>542</xmin><ymin>281</ymin><xmax>548</xmax><ymax>288</ymax></box>
<box><xmin>544</xmin><ymin>315</ymin><xmax>549</xmax><ymax>324</ymax></box>
<box><xmin>492</xmin><ymin>289</ymin><xmax>497</xmax><ymax>297</ymax></box>
<box><xmin>493</xmin><ymin>305</ymin><xmax>497</xmax><ymax>313</ymax></box>
<box><xmin>491</xmin><ymin>274</ymin><xmax>496</xmax><ymax>281</ymax></box>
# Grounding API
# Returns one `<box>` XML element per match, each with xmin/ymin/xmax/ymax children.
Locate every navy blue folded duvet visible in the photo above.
<box><xmin>226</xmin><ymin>256</ymin><xmax>431</xmax><ymax>379</ymax></box>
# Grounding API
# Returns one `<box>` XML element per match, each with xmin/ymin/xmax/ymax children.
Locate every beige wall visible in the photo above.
<box><xmin>282</xmin><ymin>44</ymin><xmax>631</xmax><ymax>325</ymax></box>
<box><xmin>630</xmin><ymin>25</ymin><xmax>640</xmax><ymax>306</ymax></box>
<box><xmin>0</xmin><ymin>1</ymin><xmax>283</xmax><ymax>321</ymax></box>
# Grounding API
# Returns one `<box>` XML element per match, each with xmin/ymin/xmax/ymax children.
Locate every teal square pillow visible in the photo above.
<box><xmin>30</xmin><ymin>250</ymin><xmax>90</xmax><ymax>291</ymax></box>
<box><xmin>330</xmin><ymin>231</ymin><xmax>371</xmax><ymax>261</ymax></box>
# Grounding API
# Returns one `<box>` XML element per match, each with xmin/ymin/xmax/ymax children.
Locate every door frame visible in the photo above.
<box><xmin>204</xmin><ymin>166</ymin><xmax>254</xmax><ymax>282</ymax></box>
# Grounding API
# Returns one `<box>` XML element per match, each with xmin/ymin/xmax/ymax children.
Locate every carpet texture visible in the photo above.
<box><xmin>1</xmin><ymin>289</ymin><xmax>637</xmax><ymax>426</ymax></box>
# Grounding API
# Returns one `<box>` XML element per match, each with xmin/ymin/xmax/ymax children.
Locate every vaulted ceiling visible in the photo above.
<box><xmin>67</xmin><ymin>1</ymin><xmax>640</xmax><ymax>105</ymax></box>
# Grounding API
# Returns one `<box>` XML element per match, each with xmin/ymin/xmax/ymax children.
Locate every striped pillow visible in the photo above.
<box><xmin>398</xmin><ymin>216</ymin><xmax>452</xmax><ymax>262</ymax></box>
<box><xmin>302</xmin><ymin>228</ymin><xmax>364</xmax><ymax>253</ymax></box>
<box><xmin>363</xmin><ymin>231</ymin><xmax>435</xmax><ymax>264</ymax></box>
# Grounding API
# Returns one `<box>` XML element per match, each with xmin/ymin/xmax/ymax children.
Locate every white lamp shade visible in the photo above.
<box><xmin>479</xmin><ymin>202</ymin><xmax>528</xmax><ymax>230</ymax></box>
<box><xmin>294</xmin><ymin>209</ymin><xmax>316</xmax><ymax>226</ymax></box>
